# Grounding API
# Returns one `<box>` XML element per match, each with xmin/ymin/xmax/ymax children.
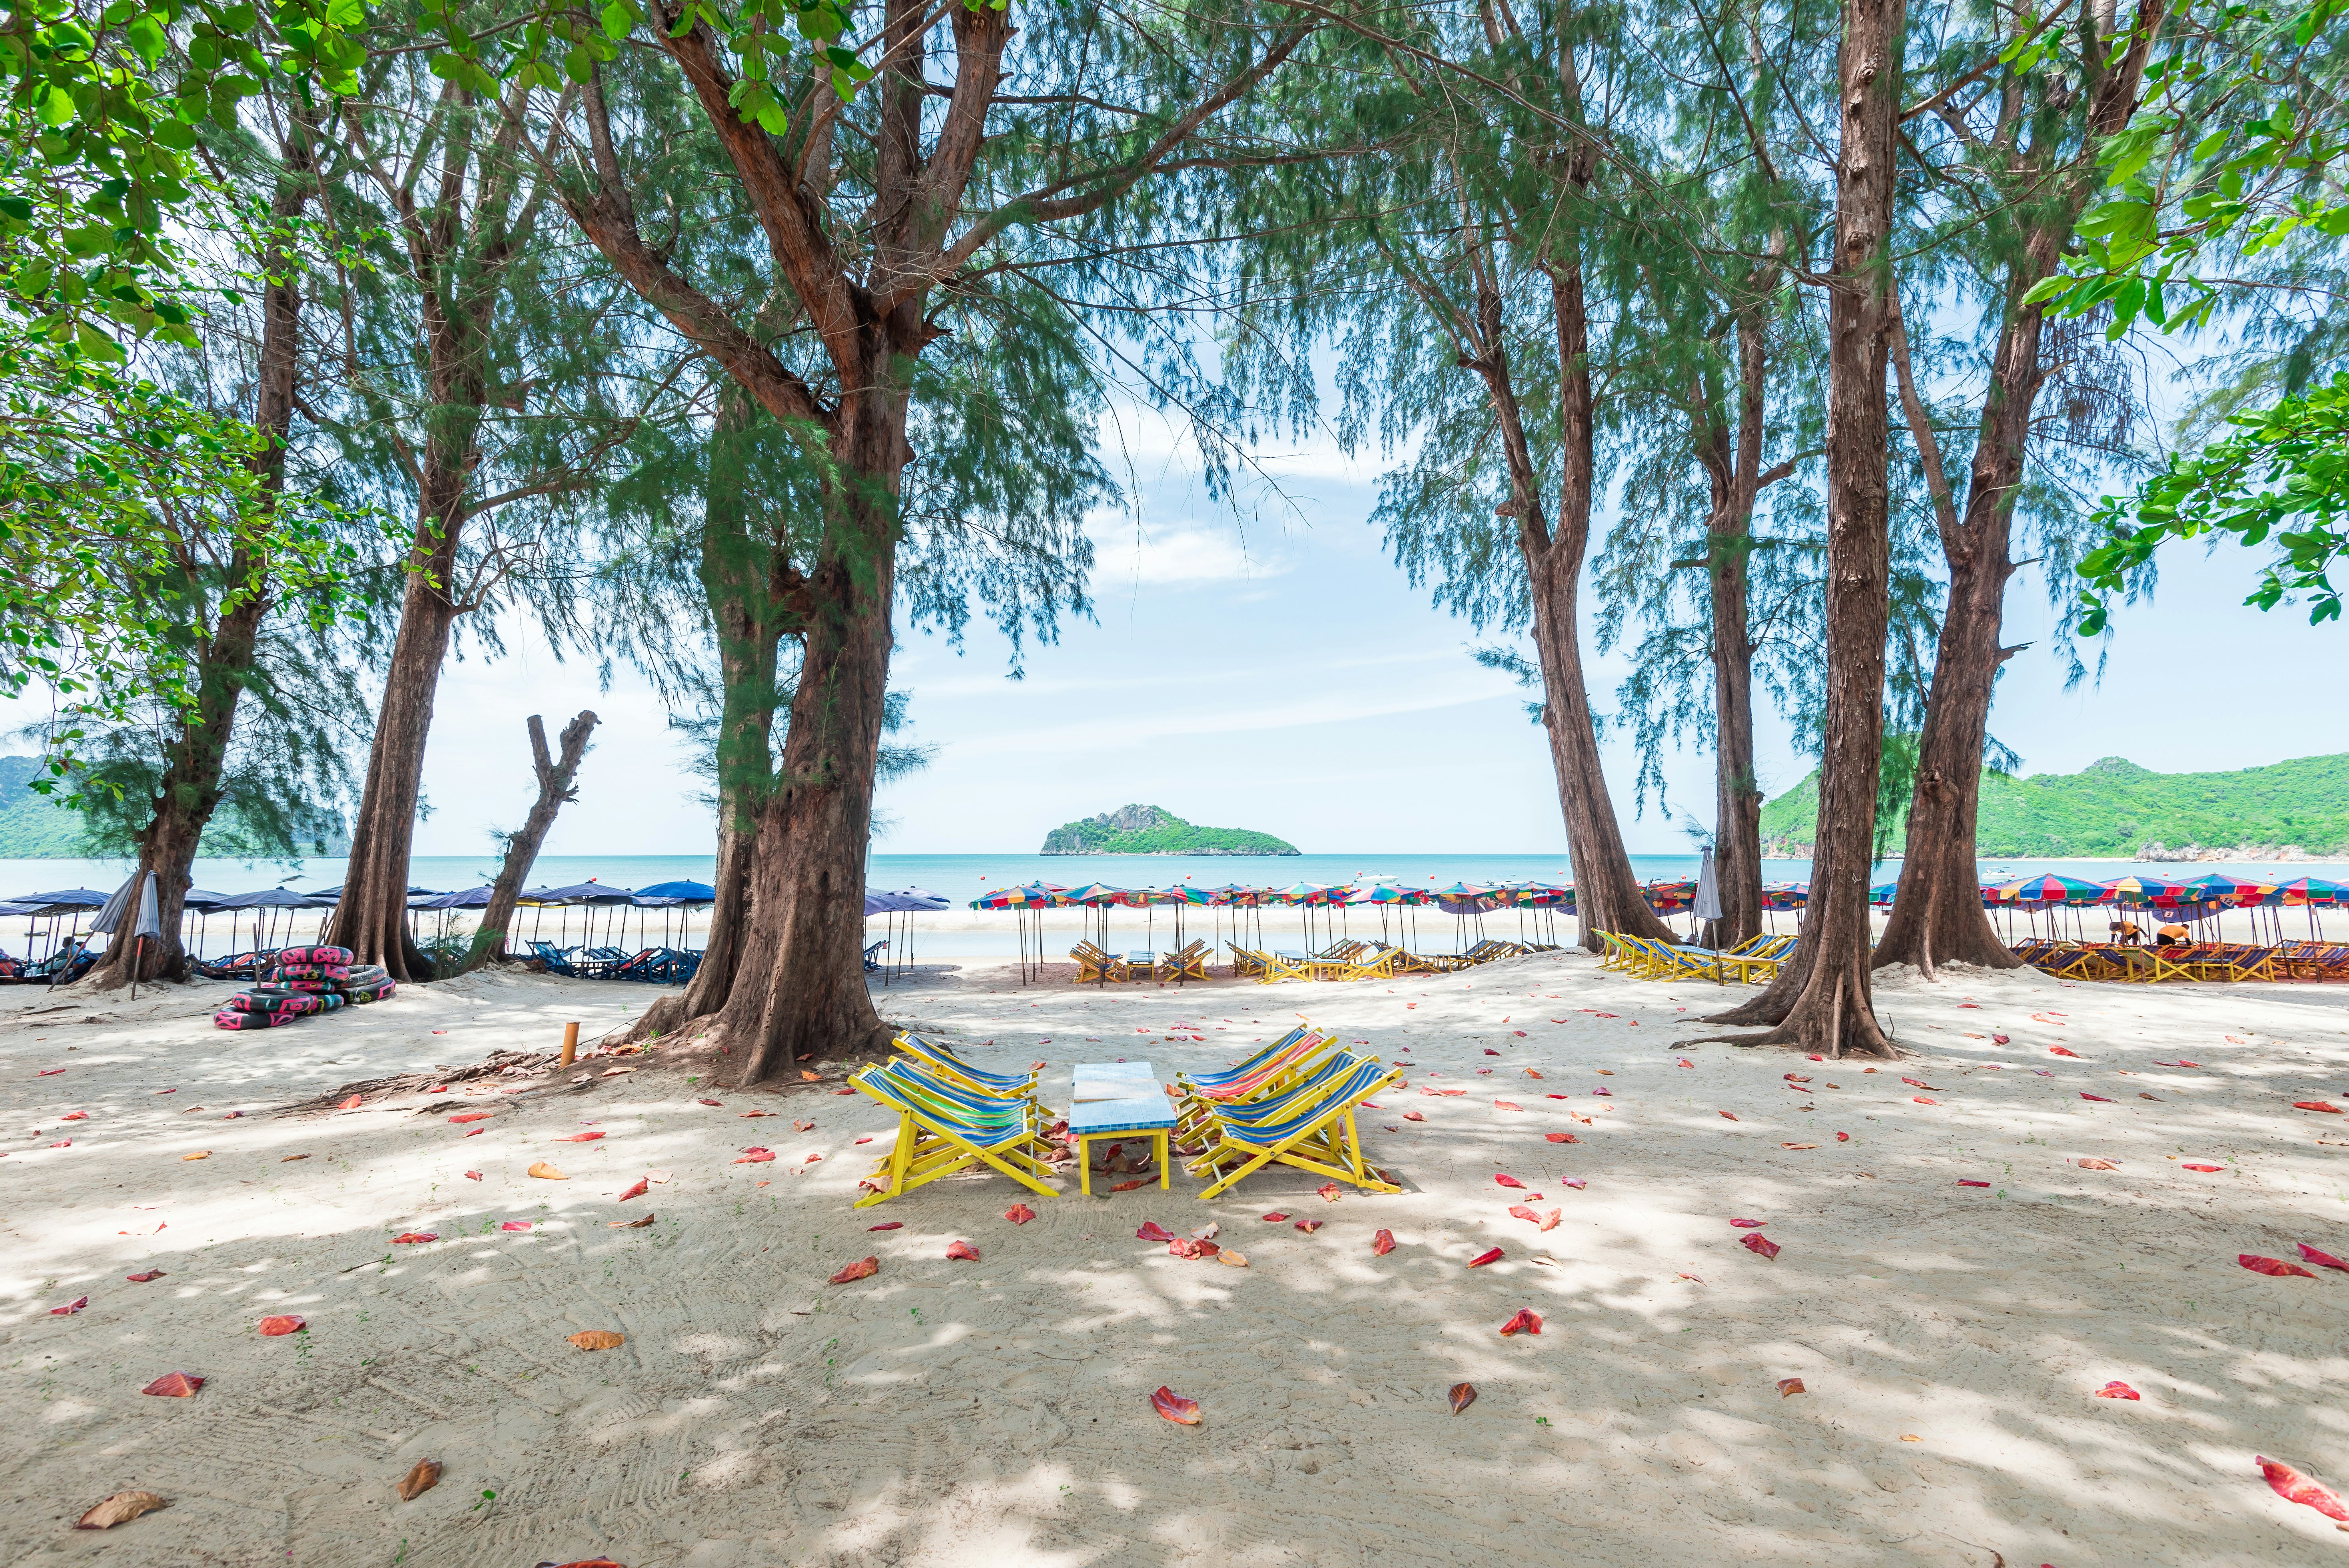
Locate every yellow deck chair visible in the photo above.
<box><xmin>851</xmin><ymin>1061</ymin><xmax>1060</xmax><ymax>1209</ymax></box>
<box><xmin>1188</xmin><ymin>1054</ymin><xmax>1403</xmax><ymax>1201</ymax></box>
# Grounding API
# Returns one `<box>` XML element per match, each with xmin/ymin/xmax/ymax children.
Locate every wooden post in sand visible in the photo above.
<box><xmin>561</xmin><ymin>1021</ymin><xmax>579</xmax><ymax>1067</ymax></box>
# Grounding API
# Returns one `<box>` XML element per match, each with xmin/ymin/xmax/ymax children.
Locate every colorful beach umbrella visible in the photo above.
<box><xmin>1992</xmin><ymin>874</ymin><xmax>2109</xmax><ymax>908</ymax></box>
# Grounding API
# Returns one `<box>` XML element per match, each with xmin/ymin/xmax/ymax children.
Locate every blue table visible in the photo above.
<box><xmin>1069</xmin><ymin>1059</ymin><xmax>1175</xmax><ymax>1197</ymax></box>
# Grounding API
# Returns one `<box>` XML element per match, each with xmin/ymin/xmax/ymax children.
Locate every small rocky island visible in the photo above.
<box><xmin>1041</xmin><ymin>804</ymin><xmax>1298</xmax><ymax>856</ymax></box>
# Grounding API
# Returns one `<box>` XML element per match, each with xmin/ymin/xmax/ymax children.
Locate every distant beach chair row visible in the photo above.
<box><xmin>2012</xmin><ymin>940</ymin><xmax>2349</xmax><ymax>984</ymax></box>
<box><xmin>1596</xmin><ymin>931</ymin><xmax>1794</xmax><ymax>985</ymax></box>
<box><xmin>527</xmin><ymin>940</ymin><xmax>703</xmax><ymax>984</ymax></box>
<box><xmin>1072</xmin><ymin>935</ymin><xmax>1561</xmax><ymax>985</ymax></box>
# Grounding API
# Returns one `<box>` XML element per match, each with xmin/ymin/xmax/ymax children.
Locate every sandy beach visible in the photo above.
<box><xmin>6</xmin><ymin>955</ymin><xmax>2349</xmax><ymax>1566</ymax></box>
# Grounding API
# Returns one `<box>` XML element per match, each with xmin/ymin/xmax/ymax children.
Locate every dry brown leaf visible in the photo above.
<box><xmin>1216</xmin><ymin>1249</ymin><xmax>1248</xmax><ymax>1267</ymax></box>
<box><xmin>76</xmin><ymin>1491</ymin><xmax>168</xmax><ymax>1530</ymax></box>
<box><xmin>394</xmin><ymin>1458</ymin><xmax>442</xmax><ymax>1502</ymax></box>
<box><xmin>609</xmin><ymin>1213</ymin><xmax>655</xmax><ymax>1228</ymax></box>
<box><xmin>181</xmin><ymin>1151</ymin><xmax>210</xmax><ymax>1161</ymax></box>
<box><xmin>1777</xmin><ymin>1378</ymin><xmax>1806</xmax><ymax>1398</ymax></box>
<box><xmin>1448</xmin><ymin>1382</ymin><xmax>1477</xmax><ymax>1416</ymax></box>
<box><xmin>281</xmin><ymin>1153</ymin><xmax>309</xmax><ymax>1162</ymax></box>
<box><xmin>801</xmin><ymin>1070</ymin><xmax>821</xmax><ymax>1082</ymax></box>
<box><xmin>567</xmin><ymin>1329</ymin><xmax>626</xmax><ymax>1351</ymax></box>
<box><xmin>2076</xmin><ymin>1157</ymin><xmax>2118</xmax><ymax>1171</ymax></box>
<box><xmin>528</xmin><ymin>1161</ymin><xmax>569</xmax><ymax>1180</ymax></box>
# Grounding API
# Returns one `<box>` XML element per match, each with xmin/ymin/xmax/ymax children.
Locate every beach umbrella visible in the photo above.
<box><xmin>413</xmin><ymin>886</ymin><xmax>495</xmax><ymax>910</ymax></box>
<box><xmin>2273</xmin><ymin>876</ymin><xmax>2342</xmax><ymax>907</ymax></box>
<box><xmin>1868</xmin><ymin>881</ymin><xmax>1900</xmax><ymax>907</ymax></box>
<box><xmin>1995</xmin><ymin>874</ymin><xmax>2108</xmax><ymax>908</ymax></box>
<box><xmin>2178</xmin><ymin>872</ymin><xmax>2272</xmax><ymax>906</ymax></box>
<box><xmin>91</xmin><ymin>871</ymin><xmax>161</xmax><ymax>995</ymax></box>
<box><xmin>12</xmin><ymin>888</ymin><xmax>110</xmax><ymax>908</ymax></box>
<box><xmin>2102</xmin><ymin>874</ymin><xmax>2193</xmax><ymax>906</ymax></box>
<box><xmin>634</xmin><ymin>880</ymin><xmax>718</xmax><ymax>904</ymax></box>
<box><xmin>1693</xmin><ymin>850</ymin><xmax>1726</xmax><ymax>977</ymax></box>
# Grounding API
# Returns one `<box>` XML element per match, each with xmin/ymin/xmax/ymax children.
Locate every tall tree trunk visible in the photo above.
<box><xmin>468</xmin><ymin>710</ymin><xmax>598</xmax><ymax>969</ymax></box>
<box><xmin>325</xmin><ymin>473</ymin><xmax>466</xmax><ymax>979</ymax></box>
<box><xmin>1696</xmin><ymin>302</ymin><xmax>1774</xmax><ymax>952</ymax></box>
<box><xmin>724</xmin><ymin>386</ymin><xmax>900</xmax><ymax>1084</ymax></box>
<box><xmin>1701</xmin><ymin>0</ymin><xmax>1903</xmax><ymax>1055</ymax></box>
<box><xmin>84</xmin><ymin>103</ymin><xmax>319</xmax><ymax>989</ymax></box>
<box><xmin>1532</xmin><ymin>270</ymin><xmax>1682</xmax><ymax>950</ymax></box>
<box><xmin>1875</xmin><ymin>0</ymin><xmax>2166</xmax><ymax>976</ymax></box>
<box><xmin>625</xmin><ymin>384</ymin><xmax>782</xmax><ymax>1042</ymax></box>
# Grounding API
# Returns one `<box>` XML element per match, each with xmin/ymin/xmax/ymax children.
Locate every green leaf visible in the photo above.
<box><xmin>601</xmin><ymin>0</ymin><xmax>633</xmax><ymax>39</ymax></box>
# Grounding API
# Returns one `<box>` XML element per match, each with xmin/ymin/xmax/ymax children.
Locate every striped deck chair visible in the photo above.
<box><xmin>1328</xmin><ymin>942</ymin><xmax>1407</xmax><ymax>981</ymax></box>
<box><xmin>1234</xmin><ymin>946</ymin><xmax>1310</xmax><ymax>983</ymax></box>
<box><xmin>1185</xmin><ymin>1048</ymin><xmax>1366</xmax><ymax>1142</ymax></box>
<box><xmin>1187</xmin><ymin>1054</ymin><xmax>1405</xmax><ymax>1201</ymax></box>
<box><xmin>1156</xmin><ymin>940</ymin><xmax>1209</xmax><ymax>982</ymax></box>
<box><xmin>892</xmin><ymin>1031</ymin><xmax>1046</xmax><ymax>1101</ymax></box>
<box><xmin>1173</xmin><ymin>1029</ymin><xmax>1337</xmax><ymax>1143</ymax></box>
<box><xmin>851</xmin><ymin>1060</ymin><xmax>1061</xmax><ymax>1209</ymax></box>
<box><xmin>1070</xmin><ymin>942</ymin><xmax>1129</xmax><ymax>983</ymax></box>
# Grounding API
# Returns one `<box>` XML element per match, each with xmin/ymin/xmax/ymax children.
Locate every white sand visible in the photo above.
<box><xmin>6</xmin><ymin>955</ymin><xmax>2349</xmax><ymax>1565</ymax></box>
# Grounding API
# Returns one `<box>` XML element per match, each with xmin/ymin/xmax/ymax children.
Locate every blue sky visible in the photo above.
<box><xmin>391</xmin><ymin>401</ymin><xmax>2347</xmax><ymax>860</ymax></box>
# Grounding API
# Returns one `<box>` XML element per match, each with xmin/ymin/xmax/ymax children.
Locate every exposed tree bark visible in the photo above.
<box><xmin>1874</xmin><ymin>0</ymin><xmax>2167</xmax><ymax>977</ymax></box>
<box><xmin>623</xmin><ymin>384</ymin><xmax>786</xmax><ymax>1043</ymax></box>
<box><xmin>1698</xmin><ymin>0</ymin><xmax>1904</xmax><ymax>1055</ymax></box>
<box><xmin>328</xmin><ymin>87</ymin><xmax>542</xmax><ymax>981</ymax></box>
<box><xmin>1688</xmin><ymin>297</ymin><xmax>1783</xmax><ymax>952</ymax></box>
<box><xmin>467</xmin><ymin>710</ymin><xmax>598</xmax><ymax>970</ymax></box>
<box><xmin>84</xmin><ymin>102</ymin><xmax>321</xmax><ymax>989</ymax></box>
<box><xmin>548</xmin><ymin>0</ymin><xmax>1306</xmax><ymax>1078</ymax></box>
<box><xmin>1527</xmin><ymin>265</ymin><xmax>1683</xmax><ymax>951</ymax></box>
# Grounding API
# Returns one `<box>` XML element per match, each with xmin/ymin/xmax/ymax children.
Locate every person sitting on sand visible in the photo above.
<box><xmin>2109</xmin><ymin>920</ymin><xmax>2142</xmax><ymax>946</ymax></box>
<box><xmin>2154</xmin><ymin>922</ymin><xmax>2189</xmax><ymax>948</ymax></box>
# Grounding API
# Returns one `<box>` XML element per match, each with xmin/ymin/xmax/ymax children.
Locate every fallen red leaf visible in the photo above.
<box><xmin>697</xmin><ymin>1098</ymin><xmax>721</xmax><ymax>1107</ymax></box>
<box><xmin>1992</xmin><ymin>1033</ymin><xmax>2010</xmax><ymax>1044</ymax></box>
<box><xmin>2079</xmin><ymin>1093</ymin><xmax>2113</xmax><ymax>1102</ymax></box>
<box><xmin>125</xmin><ymin>1270</ymin><xmax>164</xmax><ymax>1283</ymax></box>
<box><xmin>1261</xmin><ymin>1211</ymin><xmax>1289</xmax><ymax>1221</ymax></box>
<box><xmin>2259</xmin><ymin>1455</ymin><xmax>2349</xmax><ymax>1521</ymax></box>
<box><xmin>1371</xmin><ymin>1228</ymin><xmax>1396</xmax><ymax>1255</ymax></box>
<box><xmin>257</xmin><ymin>1315</ymin><xmax>306</xmax><ymax>1336</ymax></box>
<box><xmin>801</xmin><ymin>1070</ymin><xmax>821</xmax><ymax>1082</ymax></box>
<box><xmin>448</xmin><ymin>1113</ymin><xmax>491</xmax><ymax>1124</ymax></box>
<box><xmin>1317</xmin><ymin>1182</ymin><xmax>1341</xmax><ymax>1202</ymax></box>
<box><xmin>732</xmin><ymin>1150</ymin><xmax>775</xmax><ymax>1164</ymax></box>
<box><xmin>618</xmin><ymin>1178</ymin><xmax>649</xmax><ymax>1202</ymax></box>
<box><xmin>1294</xmin><ymin>1219</ymin><xmax>1323</xmax><ymax>1233</ymax></box>
<box><xmin>2293</xmin><ymin>1101</ymin><xmax>2342</xmax><ymax>1113</ymax></box>
<box><xmin>1498</xmin><ymin>1308</ymin><xmax>1542</xmax><ymax>1336</ymax></box>
<box><xmin>1111</xmin><ymin>1178</ymin><xmax>1145</xmax><ymax>1192</ymax></box>
<box><xmin>337</xmin><ymin>1095</ymin><xmax>362</xmax><ymax>1111</ymax></box>
<box><xmin>1493</xmin><ymin>1099</ymin><xmax>1523</xmax><ymax>1111</ymax></box>
<box><xmin>558</xmin><ymin>1132</ymin><xmax>605</xmax><ymax>1143</ymax></box>
<box><xmin>500</xmin><ymin>1220</ymin><xmax>532</xmax><ymax>1231</ymax></box>
<box><xmin>1150</xmin><ymin>1385</ymin><xmax>1201</xmax><ymax>1425</ymax></box>
<box><xmin>1912</xmin><ymin>1096</ymin><xmax>1938</xmax><ymax>1105</ymax></box>
<box><xmin>49</xmin><ymin>1295</ymin><xmax>88</xmax><ymax>1315</ymax></box>
<box><xmin>868</xmin><ymin>1221</ymin><xmax>902</xmax><ymax>1231</ymax></box>
<box><xmin>2240</xmin><ymin>1253</ymin><xmax>2317</xmax><ymax>1278</ymax></box>
<box><xmin>1137</xmin><ymin>1221</ymin><xmax>1177</xmax><ymax>1243</ymax></box>
<box><xmin>1403</xmin><ymin>1111</ymin><xmax>1426</xmax><ymax>1122</ymax></box>
<box><xmin>2094</xmin><ymin>1380</ymin><xmax>2139</xmax><ymax>1400</ymax></box>
<box><xmin>141</xmin><ymin>1373</ymin><xmax>203</xmax><ymax>1397</ymax></box>
<box><xmin>1004</xmin><ymin>1203</ymin><xmax>1036</xmax><ymax>1224</ymax></box>
<box><xmin>1508</xmin><ymin>1204</ymin><xmax>1543</xmax><ymax>1225</ymax></box>
<box><xmin>1741</xmin><ymin>1234</ymin><xmax>1780</xmax><ymax>1260</ymax></box>
<box><xmin>2297</xmin><ymin>1243</ymin><xmax>2349</xmax><ymax>1271</ymax></box>
<box><xmin>1958</xmin><ymin>1179</ymin><xmax>1990</xmax><ymax>1188</ymax></box>
<box><xmin>1467</xmin><ymin>1247</ymin><xmax>1502</xmax><ymax>1267</ymax></box>
<box><xmin>1494</xmin><ymin>1173</ymin><xmax>1526</xmax><ymax>1189</ymax></box>
<box><xmin>1448</xmin><ymin>1381</ymin><xmax>1477</xmax><ymax>1415</ymax></box>
<box><xmin>391</xmin><ymin>1233</ymin><xmax>437</xmax><ymax>1244</ymax></box>
<box><xmin>2182</xmin><ymin>1163</ymin><xmax>2223</xmax><ymax>1173</ymax></box>
<box><xmin>829</xmin><ymin>1256</ymin><xmax>879</xmax><ymax>1284</ymax></box>
<box><xmin>1835</xmin><ymin>1132</ymin><xmax>1850</xmax><ymax>1142</ymax></box>
<box><xmin>1718</xmin><ymin>1111</ymin><xmax>1738</xmax><ymax>1121</ymax></box>
<box><xmin>60</xmin><ymin>1110</ymin><xmax>86</xmax><ymax>1121</ymax></box>
<box><xmin>1777</xmin><ymin>1377</ymin><xmax>1805</xmax><ymax>1397</ymax></box>
<box><xmin>1729</xmin><ymin>1218</ymin><xmax>1764</xmax><ymax>1228</ymax></box>
<box><xmin>792</xmin><ymin>1118</ymin><xmax>814</xmax><ymax>1131</ymax></box>
<box><xmin>2049</xmin><ymin>1046</ymin><xmax>2082</xmax><ymax>1057</ymax></box>
<box><xmin>464</xmin><ymin>1171</ymin><xmax>482</xmax><ymax>1181</ymax></box>
<box><xmin>945</xmin><ymin>1240</ymin><xmax>980</xmax><ymax>1261</ymax></box>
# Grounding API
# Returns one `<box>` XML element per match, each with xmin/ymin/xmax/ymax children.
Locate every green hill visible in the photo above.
<box><xmin>1041</xmin><ymin>804</ymin><xmax>1298</xmax><ymax>856</ymax></box>
<box><xmin>1760</xmin><ymin>753</ymin><xmax>2349</xmax><ymax>859</ymax></box>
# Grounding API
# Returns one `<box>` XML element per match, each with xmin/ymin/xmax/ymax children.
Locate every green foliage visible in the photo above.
<box><xmin>1040</xmin><ymin>806</ymin><xmax>1296</xmax><ymax>856</ymax></box>
<box><xmin>1763</xmin><ymin>752</ymin><xmax>2349</xmax><ymax>857</ymax></box>
<box><xmin>2078</xmin><ymin>371</ymin><xmax>2349</xmax><ymax>628</ymax></box>
<box><xmin>0</xmin><ymin>0</ymin><xmax>369</xmax><ymax>776</ymax></box>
